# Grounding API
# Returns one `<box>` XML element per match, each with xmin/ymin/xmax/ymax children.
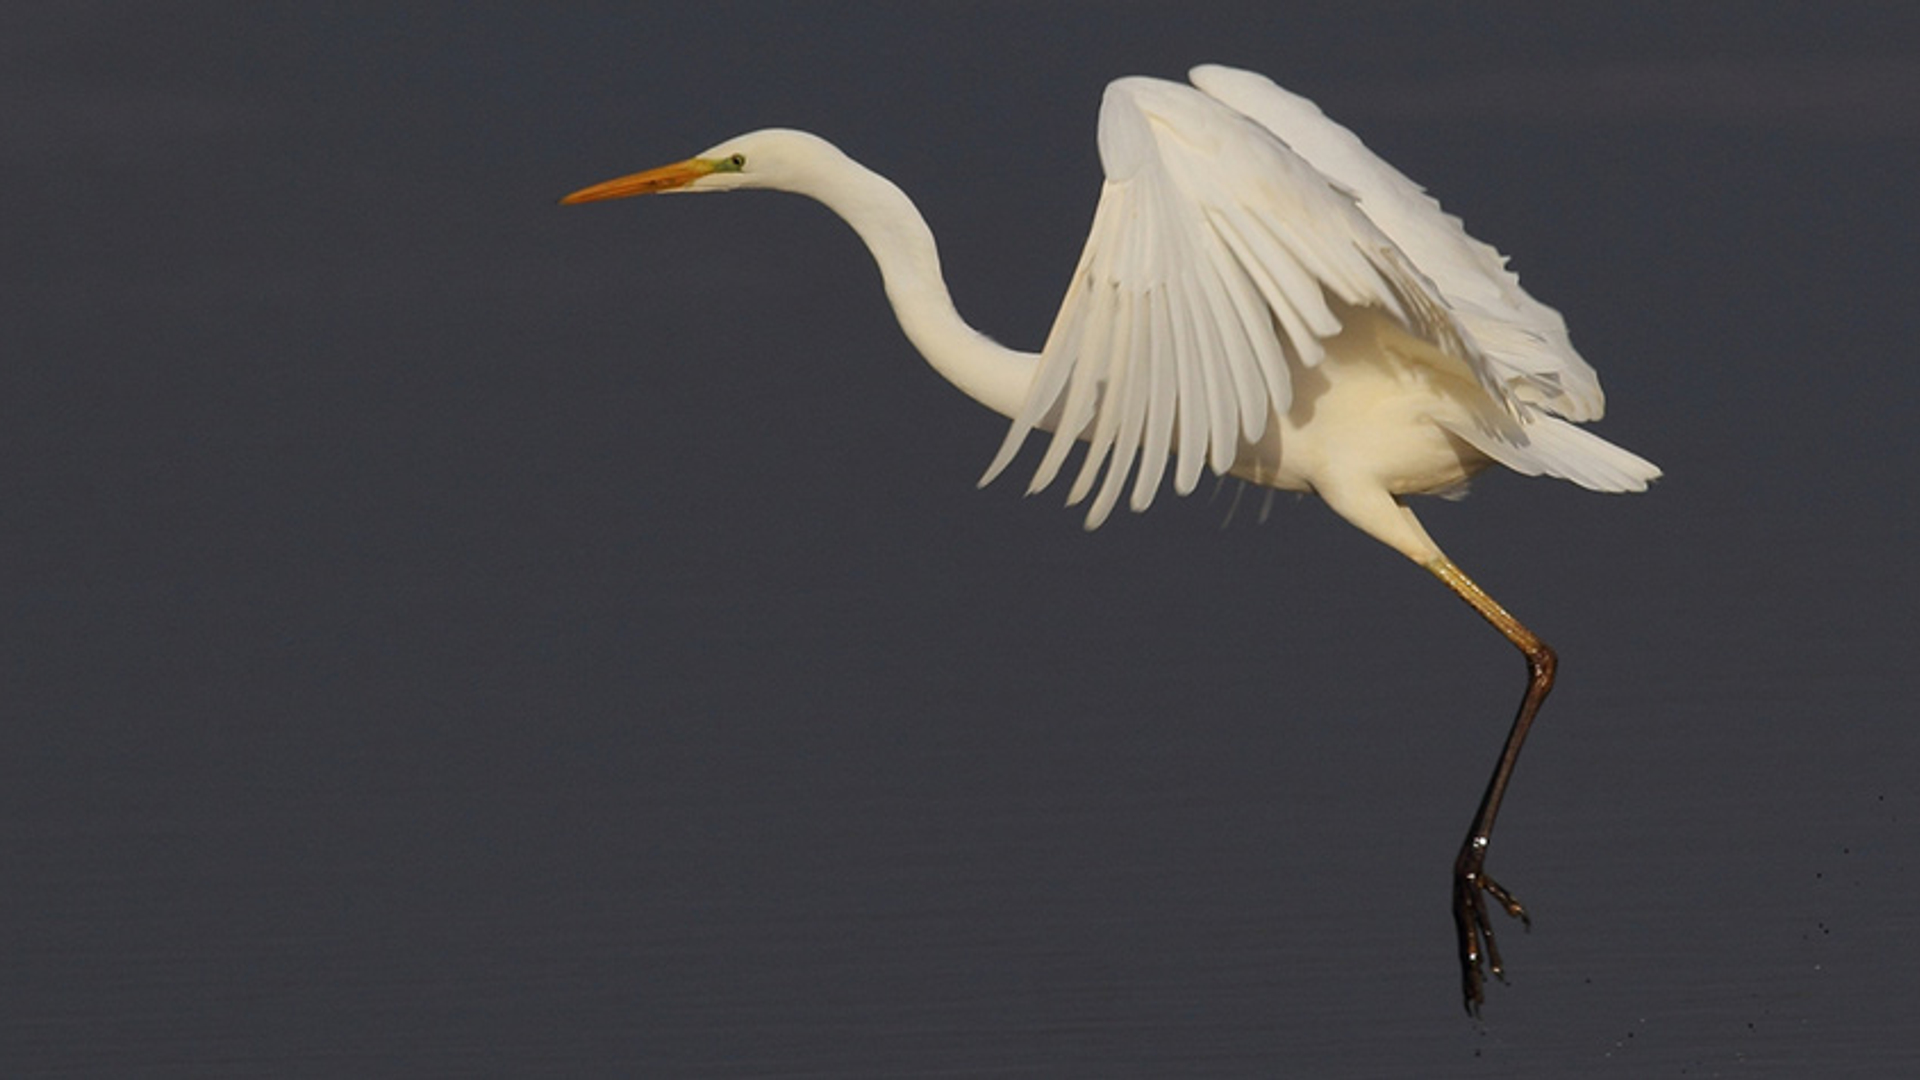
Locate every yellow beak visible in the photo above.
<box><xmin>559</xmin><ymin>158</ymin><xmax>716</xmax><ymax>204</ymax></box>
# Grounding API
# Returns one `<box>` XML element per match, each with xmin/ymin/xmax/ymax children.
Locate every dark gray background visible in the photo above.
<box><xmin>6</xmin><ymin>3</ymin><xmax>1917</xmax><ymax>1075</ymax></box>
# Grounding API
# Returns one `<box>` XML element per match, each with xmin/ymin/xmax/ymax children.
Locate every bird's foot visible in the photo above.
<box><xmin>1453</xmin><ymin>844</ymin><xmax>1530</xmax><ymax>1016</ymax></box>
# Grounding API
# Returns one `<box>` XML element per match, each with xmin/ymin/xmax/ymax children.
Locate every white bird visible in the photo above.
<box><xmin>561</xmin><ymin>63</ymin><xmax>1659</xmax><ymax>1013</ymax></box>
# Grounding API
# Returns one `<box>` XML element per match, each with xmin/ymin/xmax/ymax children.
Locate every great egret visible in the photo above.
<box><xmin>562</xmin><ymin>63</ymin><xmax>1659</xmax><ymax>1013</ymax></box>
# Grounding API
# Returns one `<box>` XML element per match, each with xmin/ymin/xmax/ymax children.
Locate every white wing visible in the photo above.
<box><xmin>981</xmin><ymin>71</ymin><xmax>1480</xmax><ymax>528</ymax></box>
<box><xmin>982</xmin><ymin>66</ymin><xmax>1653</xmax><ymax>529</ymax></box>
<box><xmin>1189</xmin><ymin>64</ymin><xmax>1604</xmax><ymax>422</ymax></box>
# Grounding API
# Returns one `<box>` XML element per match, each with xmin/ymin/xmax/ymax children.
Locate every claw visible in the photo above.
<box><xmin>1481</xmin><ymin>874</ymin><xmax>1531</xmax><ymax>925</ymax></box>
<box><xmin>1454</xmin><ymin>857</ymin><xmax>1528</xmax><ymax>1014</ymax></box>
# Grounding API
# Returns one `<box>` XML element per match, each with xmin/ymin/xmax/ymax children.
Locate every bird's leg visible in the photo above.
<box><xmin>1424</xmin><ymin>555</ymin><xmax>1556</xmax><ymax>1016</ymax></box>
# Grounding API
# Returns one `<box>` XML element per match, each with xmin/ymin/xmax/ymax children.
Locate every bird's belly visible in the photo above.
<box><xmin>1227</xmin><ymin>330</ymin><xmax>1493</xmax><ymax>497</ymax></box>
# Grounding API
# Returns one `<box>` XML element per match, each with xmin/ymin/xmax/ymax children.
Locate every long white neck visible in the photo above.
<box><xmin>797</xmin><ymin>155</ymin><xmax>1038</xmax><ymax>421</ymax></box>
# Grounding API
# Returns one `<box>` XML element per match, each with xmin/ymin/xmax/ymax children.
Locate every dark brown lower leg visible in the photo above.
<box><xmin>1426</xmin><ymin>556</ymin><xmax>1558</xmax><ymax>1015</ymax></box>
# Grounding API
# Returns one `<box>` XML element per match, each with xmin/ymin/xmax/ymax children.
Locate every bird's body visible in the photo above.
<box><xmin>563</xmin><ymin>64</ymin><xmax>1658</xmax><ymax>1012</ymax></box>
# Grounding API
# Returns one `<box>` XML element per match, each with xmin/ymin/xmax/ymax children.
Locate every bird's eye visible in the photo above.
<box><xmin>728</xmin><ymin>153</ymin><xmax>746</xmax><ymax>168</ymax></box>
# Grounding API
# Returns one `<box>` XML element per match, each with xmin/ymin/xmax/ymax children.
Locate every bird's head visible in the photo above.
<box><xmin>560</xmin><ymin>128</ymin><xmax>845</xmax><ymax>204</ymax></box>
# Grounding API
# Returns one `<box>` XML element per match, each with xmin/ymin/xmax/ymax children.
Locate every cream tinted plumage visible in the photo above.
<box><xmin>562</xmin><ymin>64</ymin><xmax>1658</xmax><ymax>1012</ymax></box>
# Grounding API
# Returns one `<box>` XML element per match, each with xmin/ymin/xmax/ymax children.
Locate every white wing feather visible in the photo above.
<box><xmin>982</xmin><ymin>67</ymin><xmax>1655</xmax><ymax>528</ymax></box>
<box><xmin>1189</xmin><ymin>64</ymin><xmax>1604</xmax><ymax>421</ymax></box>
<box><xmin>983</xmin><ymin>74</ymin><xmax>1464</xmax><ymax>527</ymax></box>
